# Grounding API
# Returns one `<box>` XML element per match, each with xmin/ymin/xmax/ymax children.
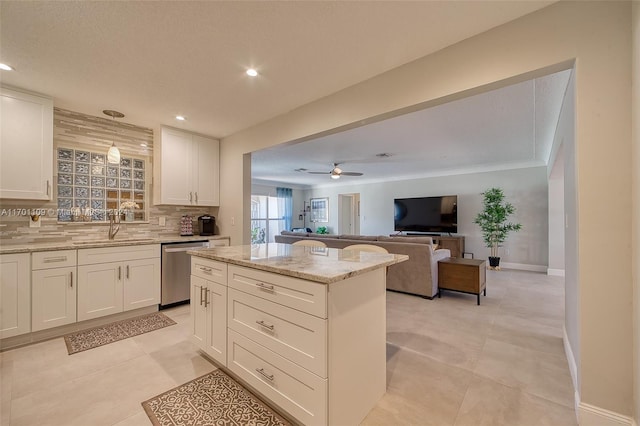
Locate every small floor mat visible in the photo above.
<box><xmin>142</xmin><ymin>369</ymin><xmax>291</xmax><ymax>426</ymax></box>
<box><xmin>64</xmin><ymin>312</ymin><xmax>176</xmax><ymax>354</ymax></box>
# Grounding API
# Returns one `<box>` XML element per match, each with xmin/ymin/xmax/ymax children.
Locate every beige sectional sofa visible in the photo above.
<box><xmin>274</xmin><ymin>231</ymin><xmax>451</xmax><ymax>298</ymax></box>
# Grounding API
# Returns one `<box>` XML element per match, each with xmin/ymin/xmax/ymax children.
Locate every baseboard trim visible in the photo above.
<box><xmin>500</xmin><ymin>262</ymin><xmax>547</xmax><ymax>273</ymax></box>
<box><xmin>562</xmin><ymin>328</ymin><xmax>635</xmax><ymax>425</ymax></box>
<box><xmin>547</xmin><ymin>268</ymin><xmax>565</xmax><ymax>276</ymax></box>
<box><xmin>578</xmin><ymin>403</ymin><xmax>634</xmax><ymax>426</ymax></box>
<box><xmin>563</xmin><ymin>326</ymin><xmax>580</xmax><ymax>423</ymax></box>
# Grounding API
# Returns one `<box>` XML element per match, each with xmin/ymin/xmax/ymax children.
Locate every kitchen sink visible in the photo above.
<box><xmin>73</xmin><ymin>238</ymin><xmax>155</xmax><ymax>246</ymax></box>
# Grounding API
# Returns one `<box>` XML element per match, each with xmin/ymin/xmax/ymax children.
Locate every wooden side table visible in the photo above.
<box><xmin>438</xmin><ymin>257</ymin><xmax>487</xmax><ymax>305</ymax></box>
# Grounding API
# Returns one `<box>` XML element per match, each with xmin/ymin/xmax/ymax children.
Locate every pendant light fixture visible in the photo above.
<box><xmin>103</xmin><ymin>109</ymin><xmax>124</xmax><ymax>164</ymax></box>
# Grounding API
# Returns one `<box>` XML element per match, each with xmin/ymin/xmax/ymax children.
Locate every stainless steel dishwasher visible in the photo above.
<box><xmin>161</xmin><ymin>240</ymin><xmax>210</xmax><ymax>308</ymax></box>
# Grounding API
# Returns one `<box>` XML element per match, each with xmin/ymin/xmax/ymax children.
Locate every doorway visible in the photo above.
<box><xmin>338</xmin><ymin>193</ymin><xmax>360</xmax><ymax>235</ymax></box>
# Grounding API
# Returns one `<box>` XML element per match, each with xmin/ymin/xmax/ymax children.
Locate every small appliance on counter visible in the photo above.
<box><xmin>180</xmin><ymin>215</ymin><xmax>193</xmax><ymax>236</ymax></box>
<box><xmin>198</xmin><ymin>215</ymin><xmax>215</xmax><ymax>236</ymax></box>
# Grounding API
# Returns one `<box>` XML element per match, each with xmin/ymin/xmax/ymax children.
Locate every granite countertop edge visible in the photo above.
<box><xmin>0</xmin><ymin>235</ymin><xmax>230</xmax><ymax>254</ymax></box>
<box><xmin>189</xmin><ymin>248</ymin><xmax>408</xmax><ymax>284</ymax></box>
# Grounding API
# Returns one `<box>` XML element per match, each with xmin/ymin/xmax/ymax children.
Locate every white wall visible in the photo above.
<box><xmin>219</xmin><ymin>2</ymin><xmax>633</xmax><ymax>418</ymax></box>
<box><xmin>548</xmin><ymin>145</ymin><xmax>565</xmax><ymax>275</ymax></box>
<box><xmin>304</xmin><ymin>166</ymin><xmax>548</xmax><ymax>267</ymax></box>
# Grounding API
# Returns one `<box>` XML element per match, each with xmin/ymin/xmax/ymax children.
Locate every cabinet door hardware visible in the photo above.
<box><xmin>118</xmin><ymin>266</ymin><xmax>122</xmax><ymax>280</ymax></box>
<box><xmin>204</xmin><ymin>288</ymin><xmax>210</xmax><ymax>307</ymax></box>
<box><xmin>255</xmin><ymin>320</ymin><xmax>275</xmax><ymax>331</ymax></box>
<box><xmin>46</xmin><ymin>180</ymin><xmax>50</xmax><ymax>196</ymax></box>
<box><xmin>199</xmin><ymin>286</ymin><xmax>204</xmax><ymax>305</ymax></box>
<box><xmin>69</xmin><ymin>271</ymin><xmax>73</xmax><ymax>288</ymax></box>
<box><xmin>195</xmin><ymin>192</ymin><xmax>198</xmax><ymax>204</ymax></box>
<box><xmin>256</xmin><ymin>282</ymin><xmax>274</xmax><ymax>291</ymax></box>
<box><xmin>189</xmin><ymin>192</ymin><xmax>193</xmax><ymax>204</ymax></box>
<box><xmin>126</xmin><ymin>265</ymin><xmax>130</xmax><ymax>279</ymax></box>
<box><xmin>255</xmin><ymin>368</ymin><xmax>274</xmax><ymax>381</ymax></box>
<box><xmin>201</xmin><ymin>267</ymin><xmax>212</xmax><ymax>274</ymax></box>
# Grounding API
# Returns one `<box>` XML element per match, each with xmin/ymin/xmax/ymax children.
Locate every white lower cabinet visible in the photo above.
<box><xmin>0</xmin><ymin>253</ymin><xmax>31</xmax><ymax>338</ymax></box>
<box><xmin>123</xmin><ymin>258</ymin><xmax>161</xmax><ymax>311</ymax></box>
<box><xmin>190</xmin><ymin>259</ymin><xmax>387</xmax><ymax>426</ymax></box>
<box><xmin>31</xmin><ymin>249</ymin><xmax>77</xmax><ymax>332</ymax></box>
<box><xmin>77</xmin><ymin>245</ymin><xmax>160</xmax><ymax>321</ymax></box>
<box><xmin>190</xmin><ymin>258</ymin><xmax>227</xmax><ymax>366</ymax></box>
<box><xmin>77</xmin><ymin>261</ymin><xmax>124</xmax><ymax>321</ymax></box>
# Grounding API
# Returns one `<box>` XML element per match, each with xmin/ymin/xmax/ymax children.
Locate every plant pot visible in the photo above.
<box><xmin>488</xmin><ymin>256</ymin><xmax>501</xmax><ymax>268</ymax></box>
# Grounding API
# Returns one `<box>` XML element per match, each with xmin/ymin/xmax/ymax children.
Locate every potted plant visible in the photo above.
<box><xmin>473</xmin><ymin>188</ymin><xmax>522</xmax><ymax>270</ymax></box>
<box><xmin>316</xmin><ymin>226</ymin><xmax>328</xmax><ymax>234</ymax></box>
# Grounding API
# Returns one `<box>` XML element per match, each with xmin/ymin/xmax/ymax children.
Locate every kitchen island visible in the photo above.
<box><xmin>188</xmin><ymin>243</ymin><xmax>407</xmax><ymax>426</ymax></box>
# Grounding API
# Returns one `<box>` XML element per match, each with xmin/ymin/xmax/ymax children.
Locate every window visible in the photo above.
<box><xmin>251</xmin><ymin>195</ymin><xmax>284</xmax><ymax>243</ymax></box>
<box><xmin>56</xmin><ymin>147</ymin><xmax>147</xmax><ymax>222</ymax></box>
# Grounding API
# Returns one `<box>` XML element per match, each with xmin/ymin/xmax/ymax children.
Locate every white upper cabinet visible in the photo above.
<box><xmin>154</xmin><ymin>126</ymin><xmax>219</xmax><ymax>206</ymax></box>
<box><xmin>0</xmin><ymin>87</ymin><xmax>53</xmax><ymax>200</ymax></box>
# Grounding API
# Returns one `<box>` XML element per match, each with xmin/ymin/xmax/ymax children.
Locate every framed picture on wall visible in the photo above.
<box><xmin>310</xmin><ymin>197</ymin><xmax>329</xmax><ymax>222</ymax></box>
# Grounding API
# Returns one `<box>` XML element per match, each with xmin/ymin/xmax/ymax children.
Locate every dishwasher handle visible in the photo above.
<box><xmin>163</xmin><ymin>245</ymin><xmax>209</xmax><ymax>253</ymax></box>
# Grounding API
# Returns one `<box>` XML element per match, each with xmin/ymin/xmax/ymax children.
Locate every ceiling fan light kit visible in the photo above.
<box><xmin>306</xmin><ymin>163</ymin><xmax>363</xmax><ymax>180</ymax></box>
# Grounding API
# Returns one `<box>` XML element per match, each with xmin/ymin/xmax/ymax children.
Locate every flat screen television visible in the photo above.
<box><xmin>394</xmin><ymin>195</ymin><xmax>458</xmax><ymax>234</ymax></box>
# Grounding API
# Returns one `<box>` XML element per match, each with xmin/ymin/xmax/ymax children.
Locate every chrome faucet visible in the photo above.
<box><xmin>108</xmin><ymin>210</ymin><xmax>120</xmax><ymax>240</ymax></box>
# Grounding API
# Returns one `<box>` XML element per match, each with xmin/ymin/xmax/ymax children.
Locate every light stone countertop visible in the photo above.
<box><xmin>188</xmin><ymin>242</ymin><xmax>409</xmax><ymax>284</ymax></box>
<box><xmin>0</xmin><ymin>235</ymin><xmax>230</xmax><ymax>254</ymax></box>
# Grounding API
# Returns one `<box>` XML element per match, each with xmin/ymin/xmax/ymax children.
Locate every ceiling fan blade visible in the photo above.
<box><xmin>307</xmin><ymin>171</ymin><xmax>330</xmax><ymax>174</ymax></box>
<box><xmin>340</xmin><ymin>172</ymin><xmax>363</xmax><ymax>176</ymax></box>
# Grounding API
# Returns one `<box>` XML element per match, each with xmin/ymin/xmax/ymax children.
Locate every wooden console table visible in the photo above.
<box><xmin>438</xmin><ymin>257</ymin><xmax>486</xmax><ymax>305</ymax></box>
<box><xmin>432</xmin><ymin>236</ymin><xmax>465</xmax><ymax>258</ymax></box>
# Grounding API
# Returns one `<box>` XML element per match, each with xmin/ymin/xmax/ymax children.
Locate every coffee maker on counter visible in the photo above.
<box><xmin>198</xmin><ymin>215</ymin><xmax>215</xmax><ymax>236</ymax></box>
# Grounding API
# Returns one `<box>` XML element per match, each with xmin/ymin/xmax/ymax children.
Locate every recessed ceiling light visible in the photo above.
<box><xmin>140</xmin><ymin>143</ymin><xmax>147</xmax><ymax>148</ymax></box>
<box><xmin>175</xmin><ymin>115</ymin><xmax>186</xmax><ymax>121</ymax></box>
<box><xmin>0</xmin><ymin>63</ymin><xmax>13</xmax><ymax>71</ymax></box>
<box><xmin>246</xmin><ymin>68</ymin><xmax>258</xmax><ymax>77</ymax></box>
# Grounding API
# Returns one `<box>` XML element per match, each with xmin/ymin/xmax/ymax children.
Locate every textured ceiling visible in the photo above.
<box><xmin>1</xmin><ymin>1</ymin><xmax>554</xmax><ymax>139</ymax></box>
<box><xmin>251</xmin><ymin>69</ymin><xmax>572</xmax><ymax>187</ymax></box>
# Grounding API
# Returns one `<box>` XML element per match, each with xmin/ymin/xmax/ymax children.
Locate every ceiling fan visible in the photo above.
<box><xmin>305</xmin><ymin>163</ymin><xmax>364</xmax><ymax>180</ymax></box>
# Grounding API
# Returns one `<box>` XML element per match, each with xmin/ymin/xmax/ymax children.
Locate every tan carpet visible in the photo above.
<box><xmin>64</xmin><ymin>312</ymin><xmax>176</xmax><ymax>355</ymax></box>
<box><xmin>142</xmin><ymin>369</ymin><xmax>291</xmax><ymax>426</ymax></box>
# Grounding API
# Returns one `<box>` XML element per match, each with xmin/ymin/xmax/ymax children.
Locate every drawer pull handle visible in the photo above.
<box><xmin>200</xmin><ymin>286</ymin><xmax>204</xmax><ymax>305</ymax></box>
<box><xmin>255</xmin><ymin>368</ymin><xmax>274</xmax><ymax>381</ymax></box>
<box><xmin>201</xmin><ymin>267</ymin><xmax>212</xmax><ymax>274</ymax></box>
<box><xmin>204</xmin><ymin>288</ymin><xmax>210</xmax><ymax>307</ymax></box>
<box><xmin>256</xmin><ymin>320</ymin><xmax>274</xmax><ymax>331</ymax></box>
<box><xmin>70</xmin><ymin>271</ymin><xmax>73</xmax><ymax>288</ymax></box>
<box><xmin>256</xmin><ymin>282</ymin><xmax>274</xmax><ymax>291</ymax></box>
<box><xmin>44</xmin><ymin>256</ymin><xmax>67</xmax><ymax>263</ymax></box>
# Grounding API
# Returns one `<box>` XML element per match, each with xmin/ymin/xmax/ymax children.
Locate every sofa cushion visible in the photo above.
<box><xmin>377</xmin><ymin>236</ymin><xmax>433</xmax><ymax>245</ymax></box>
<box><xmin>338</xmin><ymin>234</ymin><xmax>377</xmax><ymax>241</ymax></box>
<box><xmin>310</xmin><ymin>234</ymin><xmax>339</xmax><ymax>239</ymax></box>
<box><xmin>281</xmin><ymin>230</ymin><xmax>309</xmax><ymax>236</ymax></box>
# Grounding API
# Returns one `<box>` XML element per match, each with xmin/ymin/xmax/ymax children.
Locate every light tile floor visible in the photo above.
<box><xmin>1</xmin><ymin>269</ymin><xmax>577</xmax><ymax>425</ymax></box>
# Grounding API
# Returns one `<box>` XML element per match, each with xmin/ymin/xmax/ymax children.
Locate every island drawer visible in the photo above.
<box><xmin>191</xmin><ymin>257</ymin><xmax>227</xmax><ymax>284</ymax></box>
<box><xmin>228</xmin><ymin>265</ymin><xmax>326</xmax><ymax>318</ymax></box>
<box><xmin>227</xmin><ymin>329</ymin><xmax>327</xmax><ymax>426</ymax></box>
<box><xmin>228</xmin><ymin>288</ymin><xmax>327</xmax><ymax>378</ymax></box>
<box><xmin>32</xmin><ymin>250</ymin><xmax>77</xmax><ymax>269</ymax></box>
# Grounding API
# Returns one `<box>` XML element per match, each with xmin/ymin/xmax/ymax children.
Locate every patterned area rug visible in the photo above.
<box><xmin>142</xmin><ymin>369</ymin><xmax>291</xmax><ymax>426</ymax></box>
<box><xmin>64</xmin><ymin>312</ymin><xmax>176</xmax><ymax>355</ymax></box>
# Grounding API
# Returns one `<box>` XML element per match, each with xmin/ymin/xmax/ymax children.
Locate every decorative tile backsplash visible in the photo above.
<box><xmin>0</xmin><ymin>108</ymin><xmax>219</xmax><ymax>245</ymax></box>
